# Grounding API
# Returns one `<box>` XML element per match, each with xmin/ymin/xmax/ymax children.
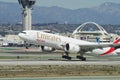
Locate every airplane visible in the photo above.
<box><xmin>18</xmin><ymin>30</ymin><xmax>120</xmax><ymax>61</ymax></box>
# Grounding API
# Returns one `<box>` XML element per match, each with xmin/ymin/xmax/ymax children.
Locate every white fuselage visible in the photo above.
<box><xmin>18</xmin><ymin>30</ymin><xmax>120</xmax><ymax>56</ymax></box>
<box><xmin>19</xmin><ymin>30</ymin><xmax>94</xmax><ymax>49</ymax></box>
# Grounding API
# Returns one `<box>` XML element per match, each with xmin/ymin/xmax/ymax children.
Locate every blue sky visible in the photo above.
<box><xmin>0</xmin><ymin>0</ymin><xmax>120</xmax><ymax>9</ymax></box>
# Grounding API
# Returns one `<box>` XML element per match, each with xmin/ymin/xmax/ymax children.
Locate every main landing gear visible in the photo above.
<box><xmin>76</xmin><ymin>53</ymin><xmax>86</xmax><ymax>61</ymax></box>
<box><xmin>62</xmin><ymin>52</ymin><xmax>86</xmax><ymax>61</ymax></box>
<box><xmin>62</xmin><ymin>52</ymin><xmax>72</xmax><ymax>60</ymax></box>
<box><xmin>76</xmin><ymin>55</ymin><xmax>86</xmax><ymax>61</ymax></box>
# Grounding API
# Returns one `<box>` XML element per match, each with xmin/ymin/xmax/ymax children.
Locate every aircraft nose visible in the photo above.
<box><xmin>18</xmin><ymin>33</ymin><xmax>25</xmax><ymax>39</ymax></box>
<box><xmin>18</xmin><ymin>33</ymin><xmax>22</xmax><ymax>38</ymax></box>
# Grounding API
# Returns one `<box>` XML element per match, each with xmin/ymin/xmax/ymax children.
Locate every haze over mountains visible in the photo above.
<box><xmin>0</xmin><ymin>1</ymin><xmax>120</xmax><ymax>24</ymax></box>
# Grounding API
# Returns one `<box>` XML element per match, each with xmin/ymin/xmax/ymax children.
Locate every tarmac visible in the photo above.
<box><xmin>0</xmin><ymin>47</ymin><xmax>120</xmax><ymax>78</ymax></box>
<box><xmin>0</xmin><ymin>47</ymin><xmax>120</xmax><ymax>65</ymax></box>
<box><xmin>0</xmin><ymin>76</ymin><xmax>120</xmax><ymax>80</ymax></box>
<box><xmin>0</xmin><ymin>60</ymin><xmax>120</xmax><ymax>65</ymax></box>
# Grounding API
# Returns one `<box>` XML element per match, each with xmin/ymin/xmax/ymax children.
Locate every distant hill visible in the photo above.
<box><xmin>0</xmin><ymin>2</ymin><xmax>120</xmax><ymax>24</ymax></box>
<box><xmin>0</xmin><ymin>2</ymin><xmax>21</xmax><ymax>23</ymax></box>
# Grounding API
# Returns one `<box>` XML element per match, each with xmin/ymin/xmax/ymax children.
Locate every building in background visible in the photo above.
<box><xmin>72</xmin><ymin>22</ymin><xmax>119</xmax><ymax>42</ymax></box>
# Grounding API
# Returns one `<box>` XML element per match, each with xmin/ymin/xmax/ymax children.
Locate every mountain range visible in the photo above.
<box><xmin>0</xmin><ymin>1</ymin><xmax>120</xmax><ymax>24</ymax></box>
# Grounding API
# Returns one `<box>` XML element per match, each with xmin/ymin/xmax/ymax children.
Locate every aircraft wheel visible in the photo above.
<box><xmin>62</xmin><ymin>55</ymin><xmax>71</xmax><ymax>60</ymax></box>
<box><xmin>67</xmin><ymin>56</ymin><xmax>72</xmax><ymax>60</ymax></box>
<box><xmin>81</xmin><ymin>57</ymin><xmax>86</xmax><ymax>61</ymax></box>
<box><xmin>76</xmin><ymin>56</ymin><xmax>86</xmax><ymax>61</ymax></box>
<box><xmin>62</xmin><ymin>55</ymin><xmax>67</xmax><ymax>58</ymax></box>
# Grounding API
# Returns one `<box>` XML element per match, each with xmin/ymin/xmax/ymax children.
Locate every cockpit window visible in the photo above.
<box><xmin>21</xmin><ymin>32</ymin><xmax>26</xmax><ymax>34</ymax></box>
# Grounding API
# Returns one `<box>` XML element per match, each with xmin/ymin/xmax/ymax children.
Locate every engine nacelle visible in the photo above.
<box><xmin>64</xmin><ymin>43</ymin><xmax>80</xmax><ymax>53</ymax></box>
<box><xmin>40</xmin><ymin>46</ymin><xmax>55</xmax><ymax>52</ymax></box>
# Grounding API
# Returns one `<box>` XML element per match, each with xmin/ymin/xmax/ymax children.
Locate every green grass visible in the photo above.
<box><xmin>0</xmin><ymin>47</ymin><xmax>20</xmax><ymax>50</ymax></box>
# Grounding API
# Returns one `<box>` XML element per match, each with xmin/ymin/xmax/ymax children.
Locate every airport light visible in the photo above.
<box><xmin>18</xmin><ymin>0</ymin><xmax>36</xmax><ymax>30</ymax></box>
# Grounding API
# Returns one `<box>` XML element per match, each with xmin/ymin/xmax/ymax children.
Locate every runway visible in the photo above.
<box><xmin>1</xmin><ymin>76</ymin><xmax>120</xmax><ymax>80</ymax></box>
<box><xmin>0</xmin><ymin>47</ymin><xmax>120</xmax><ymax>77</ymax></box>
<box><xmin>0</xmin><ymin>60</ymin><xmax>120</xmax><ymax>65</ymax></box>
<box><xmin>0</xmin><ymin>47</ymin><xmax>120</xmax><ymax>65</ymax></box>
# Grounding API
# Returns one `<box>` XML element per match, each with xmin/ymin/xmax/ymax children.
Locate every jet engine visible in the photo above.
<box><xmin>64</xmin><ymin>43</ymin><xmax>80</xmax><ymax>53</ymax></box>
<box><xmin>40</xmin><ymin>46</ymin><xmax>55</xmax><ymax>52</ymax></box>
